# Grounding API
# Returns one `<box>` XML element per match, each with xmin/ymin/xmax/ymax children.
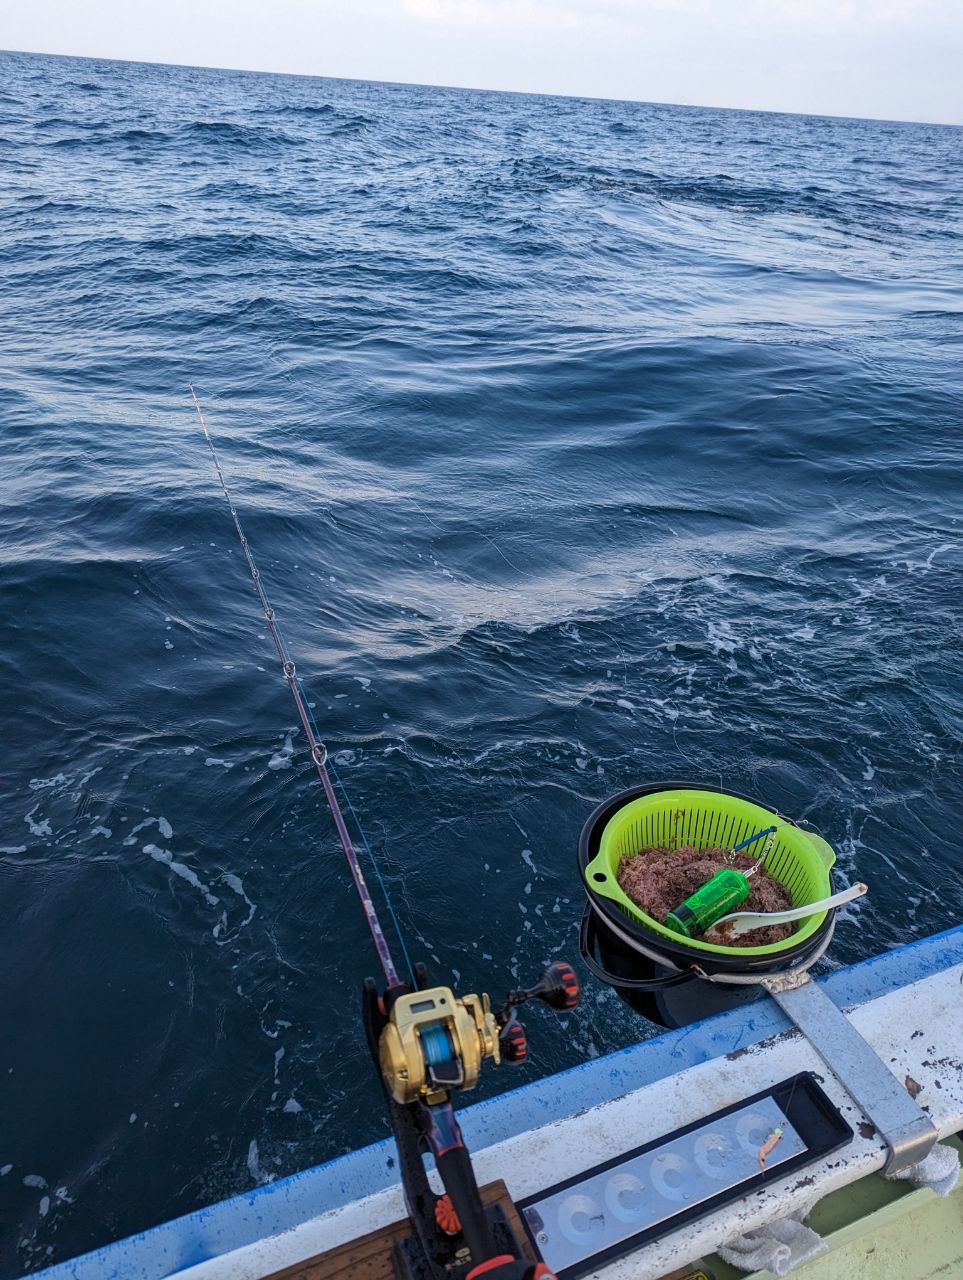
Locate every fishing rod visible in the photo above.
<box><xmin>190</xmin><ymin>384</ymin><xmax>403</xmax><ymax>986</ymax></box>
<box><xmin>190</xmin><ymin>387</ymin><xmax>578</xmax><ymax>1280</ymax></box>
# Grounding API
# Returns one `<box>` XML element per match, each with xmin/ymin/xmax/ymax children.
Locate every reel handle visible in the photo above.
<box><xmin>499</xmin><ymin>1018</ymin><xmax>528</xmax><ymax>1064</ymax></box>
<box><xmin>504</xmin><ymin>961</ymin><xmax>580</xmax><ymax>1013</ymax></box>
<box><xmin>535</xmin><ymin>960</ymin><xmax>580</xmax><ymax>1010</ymax></box>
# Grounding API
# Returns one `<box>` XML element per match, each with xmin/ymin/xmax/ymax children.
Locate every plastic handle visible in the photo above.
<box><xmin>578</xmin><ymin>906</ymin><xmax>695</xmax><ymax>992</ymax></box>
<box><xmin>713</xmin><ymin>883</ymin><xmax>868</xmax><ymax>937</ymax></box>
<box><xmin>800</xmin><ymin>828</ymin><xmax>837</xmax><ymax>870</ymax></box>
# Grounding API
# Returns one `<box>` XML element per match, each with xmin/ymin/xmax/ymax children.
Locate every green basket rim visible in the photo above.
<box><xmin>584</xmin><ymin>788</ymin><xmax>836</xmax><ymax>957</ymax></box>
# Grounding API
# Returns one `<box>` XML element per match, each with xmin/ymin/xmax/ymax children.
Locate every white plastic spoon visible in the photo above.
<box><xmin>708</xmin><ymin>882</ymin><xmax>868</xmax><ymax>939</ymax></box>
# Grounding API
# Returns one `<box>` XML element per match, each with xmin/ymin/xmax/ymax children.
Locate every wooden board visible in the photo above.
<box><xmin>263</xmin><ymin>1181</ymin><xmax>536</xmax><ymax>1280</ymax></box>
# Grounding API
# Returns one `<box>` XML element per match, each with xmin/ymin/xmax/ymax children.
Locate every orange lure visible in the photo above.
<box><xmin>758</xmin><ymin>1126</ymin><xmax>784</xmax><ymax>1169</ymax></box>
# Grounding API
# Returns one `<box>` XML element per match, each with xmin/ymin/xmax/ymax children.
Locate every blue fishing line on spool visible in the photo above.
<box><xmin>420</xmin><ymin>1020</ymin><xmax>455</xmax><ymax>1067</ymax></box>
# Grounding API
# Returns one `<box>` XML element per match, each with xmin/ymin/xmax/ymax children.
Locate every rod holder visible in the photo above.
<box><xmin>763</xmin><ymin>972</ymin><xmax>937</xmax><ymax>1174</ymax></box>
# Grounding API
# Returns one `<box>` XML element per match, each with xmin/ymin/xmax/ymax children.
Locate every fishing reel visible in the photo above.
<box><xmin>378</xmin><ymin>962</ymin><xmax>580</xmax><ymax>1105</ymax></box>
<box><xmin>380</xmin><ymin>988</ymin><xmax>499</xmax><ymax>1105</ymax></box>
<box><xmin>365</xmin><ymin>961</ymin><xmax>579</xmax><ymax>1280</ymax></box>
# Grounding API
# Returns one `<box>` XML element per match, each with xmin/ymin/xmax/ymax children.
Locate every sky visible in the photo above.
<box><xmin>2</xmin><ymin>0</ymin><xmax>962</xmax><ymax>125</ymax></box>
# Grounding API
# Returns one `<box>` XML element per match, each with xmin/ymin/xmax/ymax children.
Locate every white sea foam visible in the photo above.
<box><xmin>246</xmin><ymin>1139</ymin><xmax>274</xmax><ymax>1185</ymax></box>
<box><xmin>24</xmin><ymin>809</ymin><xmax>52</xmax><ymax>838</ymax></box>
<box><xmin>145</xmin><ymin>844</ymin><xmax>220</xmax><ymax>909</ymax></box>
<box><xmin>212</xmin><ymin>873</ymin><xmax>256</xmax><ymax>941</ymax></box>
<box><xmin>706</xmin><ymin>619</ymin><xmax>738</xmax><ymax>655</ymax></box>
<box><xmin>124</xmin><ymin>816</ymin><xmax>173</xmax><ymax>846</ymax></box>
<box><xmin>268</xmin><ymin>730</ymin><xmax>295</xmax><ymax>770</ymax></box>
<box><xmin>903</xmin><ymin>542</ymin><xmax>954</xmax><ymax>575</ymax></box>
<box><xmin>28</xmin><ymin>774</ymin><xmax>72</xmax><ymax>791</ymax></box>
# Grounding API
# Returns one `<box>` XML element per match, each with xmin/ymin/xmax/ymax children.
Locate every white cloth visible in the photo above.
<box><xmin>718</xmin><ymin>1198</ymin><xmax>825</xmax><ymax>1277</ymax></box>
<box><xmin>883</xmin><ymin>1140</ymin><xmax>960</xmax><ymax>1197</ymax></box>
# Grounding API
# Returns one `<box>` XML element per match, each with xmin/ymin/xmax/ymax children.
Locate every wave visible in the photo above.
<box><xmin>179</xmin><ymin>118</ymin><xmax>298</xmax><ymax>150</ymax></box>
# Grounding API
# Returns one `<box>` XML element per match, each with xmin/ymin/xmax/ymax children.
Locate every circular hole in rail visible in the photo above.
<box><xmin>605</xmin><ymin>1173</ymin><xmax>647</xmax><ymax>1222</ymax></box>
<box><xmin>558</xmin><ymin>1194</ymin><xmax>606</xmax><ymax>1244</ymax></box>
<box><xmin>694</xmin><ymin>1132</ymin><xmax>734</xmax><ymax>1179</ymax></box>
<box><xmin>736</xmin><ymin>1113</ymin><xmax>772</xmax><ymax>1153</ymax></box>
<box><xmin>649</xmin><ymin>1153</ymin><xmax>691</xmax><ymax>1202</ymax></box>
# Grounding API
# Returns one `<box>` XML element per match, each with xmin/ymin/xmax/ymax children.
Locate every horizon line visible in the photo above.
<box><xmin>2</xmin><ymin>44</ymin><xmax>960</xmax><ymax>131</ymax></box>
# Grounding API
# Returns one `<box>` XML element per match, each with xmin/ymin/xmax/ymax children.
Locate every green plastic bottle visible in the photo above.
<box><xmin>665</xmin><ymin>868</ymin><xmax>750</xmax><ymax>938</ymax></box>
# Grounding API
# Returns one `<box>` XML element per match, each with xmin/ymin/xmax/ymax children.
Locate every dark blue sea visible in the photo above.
<box><xmin>1</xmin><ymin>47</ymin><xmax>961</xmax><ymax>1274</ymax></box>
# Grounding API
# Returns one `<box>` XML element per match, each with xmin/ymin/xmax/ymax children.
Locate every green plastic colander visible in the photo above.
<box><xmin>583</xmin><ymin>788</ymin><xmax>836</xmax><ymax>957</ymax></box>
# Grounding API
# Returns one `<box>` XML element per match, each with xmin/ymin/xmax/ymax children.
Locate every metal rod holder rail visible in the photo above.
<box><xmin>763</xmin><ymin>972</ymin><xmax>937</xmax><ymax>1174</ymax></box>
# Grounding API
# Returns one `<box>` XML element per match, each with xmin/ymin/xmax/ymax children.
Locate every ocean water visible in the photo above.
<box><xmin>1</xmin><ymin>47</ymin><xmax>962</xmax><ymax>1273</ymax></box>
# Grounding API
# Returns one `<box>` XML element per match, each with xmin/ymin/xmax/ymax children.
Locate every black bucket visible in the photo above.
<box><xmin>578</xmin><ymin>781</ymin><xmax>838</xmax><ymax>1029</ymax></box>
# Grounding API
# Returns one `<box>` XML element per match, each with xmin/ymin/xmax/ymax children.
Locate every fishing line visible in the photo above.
<box><xmin>190</xmin><ymin>384</ymin><xmax>412</xmax><ymax>988</ymax></box>
<box><xmin>292</xmin><ymin>634</ymin><xmax>416</xmax><ymax>985</ymax></box>
<box><xmin>267</xmin><ymin>606</ymin><xmax>415</xmax><ymax>981</ymax></box>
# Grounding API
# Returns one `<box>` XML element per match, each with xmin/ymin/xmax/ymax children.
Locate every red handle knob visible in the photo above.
<box><xmin>545</xmin><ymin>961</ymin><xmax>580</xmax><ymax>1010</ymax></box>
<box><xmin>500</xmin><ymin>1020</ymin><xmax>528</xmax><ymax>1064</ymax></box>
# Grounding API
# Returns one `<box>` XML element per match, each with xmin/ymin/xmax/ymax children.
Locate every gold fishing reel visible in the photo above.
<box><xmin>379</xmin><ymin>986</ymin><xmax>500</xmax><ymax>1105</ymax></box>
<box><xmin>378</xmin><ymin>963</ymin><xmax>580</xmax><ymax>1106</ymax></box>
